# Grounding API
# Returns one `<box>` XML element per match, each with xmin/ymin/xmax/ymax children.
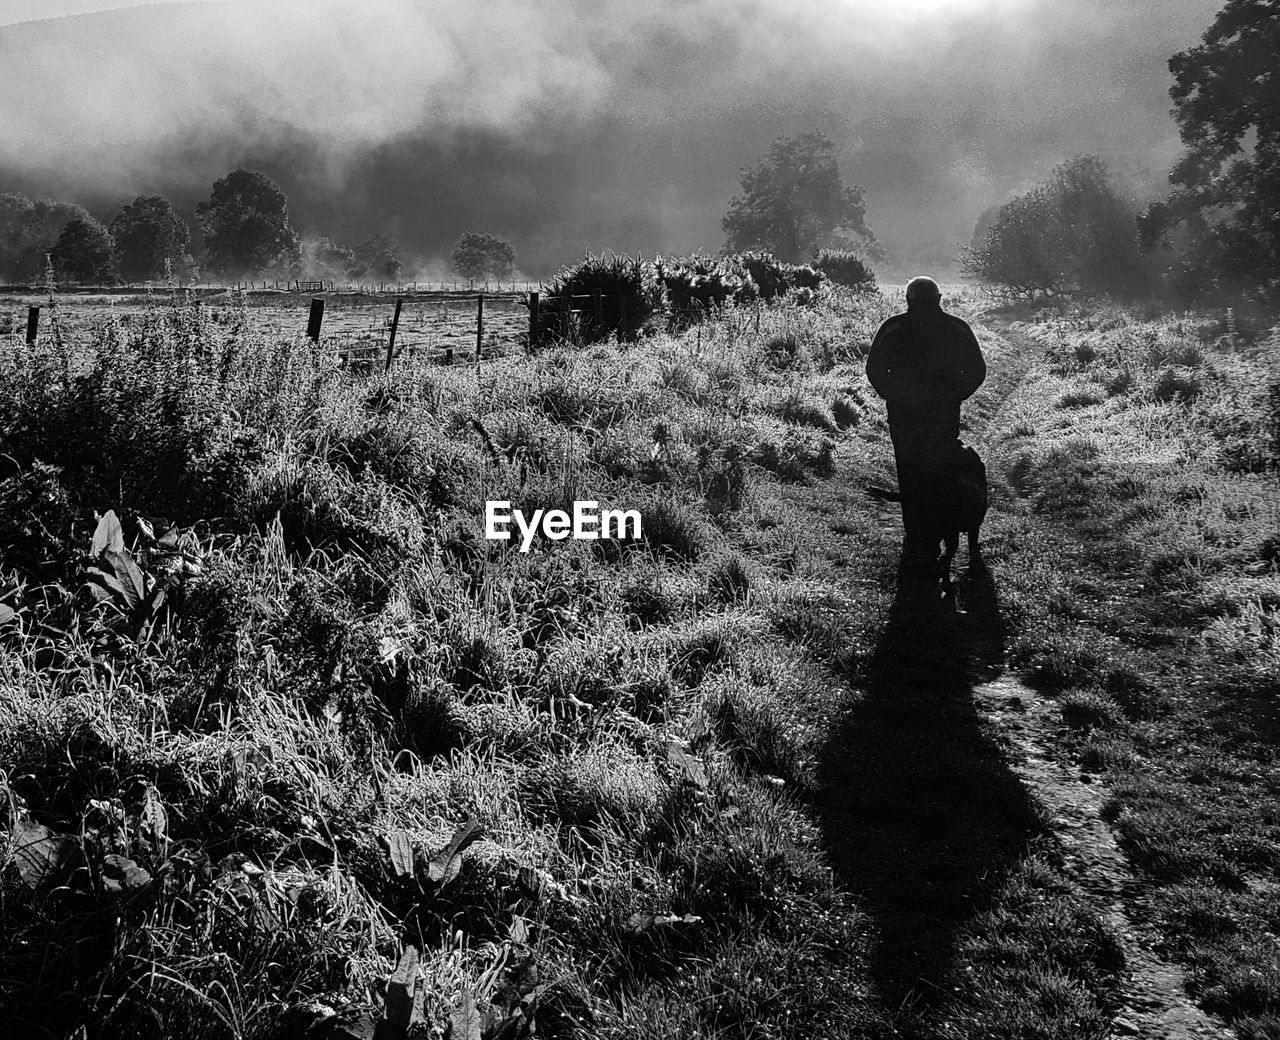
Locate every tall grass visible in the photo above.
<box><xmin>0</xmin><ymin>287</ymin><xmax>900</xmax><ymax>1038</ymax></box>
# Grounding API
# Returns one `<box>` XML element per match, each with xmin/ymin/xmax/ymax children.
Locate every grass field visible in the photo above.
<box><xmin>0</xmin><ymin>289</ymin><xmax>533</xmax><ymax>368</ymax></box>
<box><xmin>0</xmin><ymin>283</ymin><xmax>1276</xmax><ymax>1039</ymax></box>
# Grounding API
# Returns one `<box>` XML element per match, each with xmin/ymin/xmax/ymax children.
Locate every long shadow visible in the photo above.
<box><xmin>817</xmin><ymin>556</ymin><xmax>1045</xmax><ymax>1033</ymax></box>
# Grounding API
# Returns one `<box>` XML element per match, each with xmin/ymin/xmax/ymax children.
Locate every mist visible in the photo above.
<box><xmin>0</xmin><ymin>0</ymin><xmax>1222</xmax><ymax>276</ymax></box>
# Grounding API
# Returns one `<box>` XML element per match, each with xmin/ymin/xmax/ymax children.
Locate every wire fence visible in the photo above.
<box><xmin>1</xmin><ymin>288</ymin><xmax>634</xmax><ymax>374</ymax></box>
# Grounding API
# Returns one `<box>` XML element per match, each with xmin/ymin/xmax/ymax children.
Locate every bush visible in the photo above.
<box><xmin>0</xmin><ymin>314</ymin><xmax>262</xmax><ymax>522</ymax></box>
<box><xmin>813</xmin><ymin>249</ymin><xmax>876</xmax><ymax>290</ymax></box>
<box><xmin>538</xmin><ymin>252</ymin><xmax>664</xmax><ymax>345</ymax></box>
<box><xmin>656</xmin><ymin>254</ymin><xmax>755</xmax><ymax>327</ymax></box>
<box><xmin>737</xmin><ymin>252</ymin><xmax>792</xmax><ymax>302</ymax></box>
<box><xmin>961</xmin><ymin>155</ymin><xmax>1146</xmax><ymax>299</ymax></box>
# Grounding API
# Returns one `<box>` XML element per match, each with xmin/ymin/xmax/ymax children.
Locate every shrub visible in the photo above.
<box><xmin>0</xmin><ymin>315</ymin><xmax>262</xmax><ymax>522</ymax></box>
<box><xmin>813</xmin><ymin>249</ymin><xmax>876</xmax><ymax>290</ymax></box>
<box><xmin>737</xmin><ymin>252</ymin><xmax>792</xmax><ymax>301</ymax></box>
<box><xmin>0</xmin><ymin>461</ymin><xmax>73</xmax><ymax>578</ymax></box>
<box><xmin>656</xmin><ymin>254</ymin><xmax>754</xmax><ymax>327</ymax></box>
<box><xmin>539</xmin><ymin>252</ymin><xmax>664</xmax><ymax>344</ymax></box>
<box><xmin>961</xmin><ymin>155</ymin><xmax>1147</xmax><ymax>299</ymax></box>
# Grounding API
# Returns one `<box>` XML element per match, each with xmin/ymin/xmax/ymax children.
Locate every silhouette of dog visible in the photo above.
<box><xmin>867</xmin><ymin>440</ymin><xmax>988</xmax><ymax>596</ymax></box>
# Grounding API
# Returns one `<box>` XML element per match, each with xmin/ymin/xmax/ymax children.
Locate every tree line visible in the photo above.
<box><xmin>0</xmin><ymin>169</ymin><xmax>519</xmax><ymax>287</ymax></box>
<box><xmin>963</xmin><ymin>0</ymin><xmax>1277</xmax><ymax>306</ymax></box>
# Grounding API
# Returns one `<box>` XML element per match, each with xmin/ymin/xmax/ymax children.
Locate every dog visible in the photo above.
<box><xmin>866</xmin><ymin>440</ymin><xmax>988</xmax><ymax>596</ymax></box>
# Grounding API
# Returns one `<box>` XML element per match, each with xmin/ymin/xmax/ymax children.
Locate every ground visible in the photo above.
<box><xmin>0</xmin><ymin>286</ymin><xmax>1276</xmax><ymax>1039</ymax></box>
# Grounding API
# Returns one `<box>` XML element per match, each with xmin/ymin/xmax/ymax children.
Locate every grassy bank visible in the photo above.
<box><xmin>978</xmin><ymin>302</ymin><xmax>1280</xmax><ymax>1037</ymax></box>
<box><xmin>0</xmin><ymin>290</ymin><xmax>896</xmax><ymax>1038</ymax></box>
<box><xmin>5</xmin><ymin>285</ymin><xmax>1247</xmax><ymax>1039</ymax></box>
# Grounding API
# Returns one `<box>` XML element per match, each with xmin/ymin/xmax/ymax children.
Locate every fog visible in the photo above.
<box><xmin>0</xmin><ymin>0</ymin><xmax>1222</xmax><ymax>275</ymax></box>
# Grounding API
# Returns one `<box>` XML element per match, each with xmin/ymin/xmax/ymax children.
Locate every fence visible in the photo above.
<box><xmin>6</xmin><ymin>286</ymin><xmax>633</xmax><ymax>375</ymax></box>
<box><xmin>308</xmin><ymin>289</ymin><xmax>632</xmax><ymax>373</ymax></box>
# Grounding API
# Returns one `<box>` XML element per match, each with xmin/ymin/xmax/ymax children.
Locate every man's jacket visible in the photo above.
<box><xmin>865</xmin><ymin>307</ymin><xmax>986</xmax><ymax>428</ymax></box>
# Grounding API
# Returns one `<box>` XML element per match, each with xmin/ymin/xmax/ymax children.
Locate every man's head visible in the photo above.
<box><xmin>905</xmin><ymin>276</ymin><xmax>942</xmax><ymax>310</ymax></box>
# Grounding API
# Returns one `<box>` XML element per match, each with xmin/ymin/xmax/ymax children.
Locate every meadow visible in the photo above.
<box><xmin>0</xmin><ymin>280</ymin><xmax>1276</xmax><ymax>1039</ymax></box>
<box><xmin>0</xmin><ymin>288</ymin><xmax>534</xmax><ymax>370</ymax></box>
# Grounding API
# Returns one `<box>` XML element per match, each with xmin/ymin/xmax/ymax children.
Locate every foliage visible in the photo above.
<box><xmin>812</xmin><ymin>248</ymin><xmax>876</xmax><ymax>290</ymax></box>
<box><xmin>49</xmin><ymin>217</ymin><xmax>116</xmax><ymax>285</ymax></box>
<box><xmin>451</xmin><ymin>231</ymin><xmax>516</xmax><ymax>283</ymax></box>
<box><xmin>540</xmin><ymin>252</ymin><xmax>664</xmax><ymax>344</ymax></box>
<box><xmin>303</xmin><ymin>235</ymin><xmax>355</xmax><ymax>281</ymax></box>
<box><xmin>655</xmin><ymin>254</ymin><xmax>755</xmax><ymax>326</ymax></box>
<box><xmin>0</xmin><ymin>303</ymin><xmax>264</xmax><ymax>524</ymax></box>
<box><xmin>0</xmin><ymin>192</ymin><xmax>90</xmax><ymax>283</ymax></box>
<box><xmin>195</xmin><ymin>169</ymin><xmax>302</xmax><ymax>278</ymax></box>
<box><xmin>737</xmin><ymin>251</ymin><xmax>824</xmax><ymax>301</ymax></box>
<box><xmin>995</xmin><ymin>299</ymin><xmax>1280</xmax><ymax>1031</ymax></box>
<box><xmin>351</xmin><ymin>233</ymin><xmax>404</xmax><ymax>282</ymax></box>
<box><xmin>8</xmin><ymin>287</ymin><xmax>1244</xmax><ymax>1040</ymax></box>
<box><xmin>961</xmin><ymin>155</ymin><xmax>1146</xmax><ymax>299</ymax></box>
<box><xmin>722</xmin><ymin>132</ymin><xmax>878</xmax><ymax>263</ymax></box>
<box><xmin>1138</xmin><ymin>0</ymin><xmax>1280</xmax><ymax>303</ymax></box>
<box><xmin>109</xmin><ymin>195</ymin><xmax>193</xmax><ymax>283</ymax></box>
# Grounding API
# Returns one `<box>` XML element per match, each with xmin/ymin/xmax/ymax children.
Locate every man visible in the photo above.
<box><xmin>865</xmin><ymin>276</ymin><xmax>986</xmax><ymax>565</ymax></box>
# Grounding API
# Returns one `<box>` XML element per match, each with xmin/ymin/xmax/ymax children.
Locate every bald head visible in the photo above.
<box><xmin>905</xmin><ymin>276</ymin><xmax>942</xmax><ymax>309</ymax></box>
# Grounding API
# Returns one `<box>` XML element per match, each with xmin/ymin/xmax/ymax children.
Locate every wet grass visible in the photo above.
<box><xmin>984</xmin><ymin>303</ymin><xmax>1280</xmax><ymax>1033</ymax></box>
<box><xmin>4</xmin><ymin>285</ymin><xmax>1264</xmax><ymax>1038</ymax></box>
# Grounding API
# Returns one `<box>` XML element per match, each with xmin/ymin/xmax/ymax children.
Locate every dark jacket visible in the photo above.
<box><xmin>865</xmin><ymin>305</ymin><xmax>986</xmax><ymax>428</ymax></box>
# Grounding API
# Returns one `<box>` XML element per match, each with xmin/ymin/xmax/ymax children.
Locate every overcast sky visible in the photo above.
<box><xmin>0</xmin><ymin>0</ymin><xmax>1223</xmax><ymax>275</ymax></box>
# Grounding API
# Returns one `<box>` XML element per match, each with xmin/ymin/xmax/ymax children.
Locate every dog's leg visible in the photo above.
<box><xmin>941</xmin><ymin>530</ymin><xmax>959</xmax><ymax>597</ymax></box>
<box><xmin>967</xmin><ymin>526</ymin><xmax>985</xmax><ymax>571</ymax></box>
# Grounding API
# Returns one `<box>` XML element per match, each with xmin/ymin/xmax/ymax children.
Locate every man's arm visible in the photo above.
<box><xmin>865</xmin><ymin>317</ymin><xmax>903</xmax><ymax>400</ymax></box>
<box><xmin>952</xmin><ymin>318</ymin><xmax>986</xmax><ymax>400</ymax></box>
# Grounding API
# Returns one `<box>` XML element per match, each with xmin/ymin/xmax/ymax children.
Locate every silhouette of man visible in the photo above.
<box><xmin>866</xmin><ymin>276</ymin><xmax>986</xmax><ymax>564</ymax></box>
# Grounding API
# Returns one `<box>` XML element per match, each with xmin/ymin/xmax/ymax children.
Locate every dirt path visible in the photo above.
<box><xmin>974</xmin><ymin>677</ymin><xmax>1235</xmax><ymax>1039</ymax></box>
<box><xmin>968</xmin><ymin>319</ymin><xmax>1235</xmax><ymax>1040</ymax></box>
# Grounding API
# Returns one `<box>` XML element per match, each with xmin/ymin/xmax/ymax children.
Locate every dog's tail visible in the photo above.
<box><xmin>865</xmin><ymin>485</ymin><xmax>902</xmax><ymax>502</ymax></box>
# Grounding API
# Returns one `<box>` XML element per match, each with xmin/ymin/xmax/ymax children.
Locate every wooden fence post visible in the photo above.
<box><xmin>445</xmin><ymin>347</ymin><xmax>454</xmax><ymax>364</ymax></box>
<box><xmin>475</xmin><ymin>294</ymin><xmax>484</xmax><ymax>361</ymax></box>
<box><xmin>561</xmin><ymin>293</ymin><xmax>571</xmax><ymax>344</ymax></box>
<box><xmin>592</xmin><ymin>289</ymin><xmax>602</xmax><ymax>330</ymax></box>
<box><xmin>306</xmin><ymin>297</ymin><xmax>325</xmax><ymax>342</ymax></box>
<box><xmin>386</xmin><ymin>297</ymin><xmax>403</xmax><ymax>373</ymax></box>
<box><xmin>528</xmin><ymin>291</ymin><xmax>540</xmax><ymax>351</ymax></box>
<box><xmin>617</xmin><ymin>293</ymin><xmax>627</xmax><ymax>343</ymax></box>
<box><xmin>25</xmin><ymin>306</ymin><xmax>39</xmax><ymax>345</ymax></box>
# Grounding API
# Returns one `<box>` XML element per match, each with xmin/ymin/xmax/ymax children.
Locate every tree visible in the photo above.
<box><xmin>450</xmin><ymin>232</ymin><xmax>516</xmax><ymax>283</ymax></box>
<box><xmin>305</xmin><ymin>236</ymin><xmax>356</xmax><ymax>279</ymax></box>
<box><xmin>196</xmin><ymin>169</ymin><xmax>301</xmax><ymax>278</ymax></box>
<box><xmin>351</xmin><ymin>233</ymin><xmax>404</xmax><ymax>282</ymax></box>
<box><xmin>0</xmin><ymin>192</ymin><xmax>90</xmax><ymax>282</ymax></box>
<box><xmin>50</xmin><ymin>217</ymin><xmax>116</xmax><ymax>284</ymax></box>
<box><xmin>961</xmin><ymin>156</ymin><xmax>1145</xmax><ymax>299</ymax></box>
<box><xmin>722</xmin><ymin>132</ymin><xmax>878</xmax><ymax>263</ymax></box>
<box><xmin>1138</xmin><ymin>0</ymin><xmax>1280</xmax><ymax>301</ymax></box>
<box><xmin>109</xmin><ymin>195</ymin><xmax>192</xmax><ymax>282</ymax></box>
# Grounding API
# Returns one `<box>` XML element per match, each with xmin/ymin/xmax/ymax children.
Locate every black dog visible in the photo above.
<box><xmin>867</xmin><ymin>440</ymin><xmax>989</xmax><ymax>596</ymax></box>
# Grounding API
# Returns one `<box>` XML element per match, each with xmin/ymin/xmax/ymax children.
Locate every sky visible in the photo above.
<box><xmin>0</xmin><ymin>0</ymin><xmax>1224</xmax><ymax>276</ymax></box>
